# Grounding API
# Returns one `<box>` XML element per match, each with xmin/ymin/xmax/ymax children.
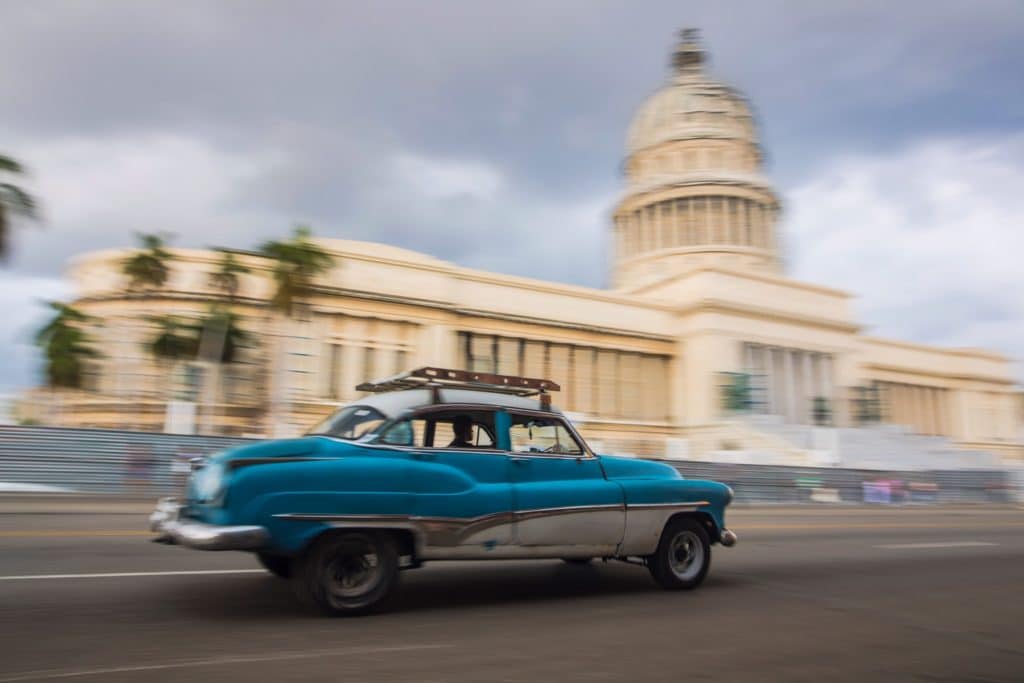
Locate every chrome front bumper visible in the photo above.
<box><xmin>149</xmin><ymin>497</ymin><xmax>268</xmax><ymax>551</ymax></box>
<box><xmin>720</xmin><ymin>529</ymin><xmax>738</xmax><ymax>547</ymax></box>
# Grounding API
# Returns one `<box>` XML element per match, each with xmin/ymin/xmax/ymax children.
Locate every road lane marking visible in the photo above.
<box><xmin>0</xmin><ymin>569</ymin><xmax>265</xmax><ymax>581</ymax></box>
<box><xmin>0</xmin><ymin>644</ymin><xmax>452</xmax><ymax>682</ymax></box>
<box><xmin>739</xmin><ymin>521</ymin><xmax>1024</xmax><ymax>531</ymax></box>
<box><xmin>874</xmin><ymin>541</ymin><xmax>999</xmax><ymax>549</ymax></box>
<box><xmin>0</xmin><ymin>530</ymin><xmax>149</xmax><ymax>538</ymax></box>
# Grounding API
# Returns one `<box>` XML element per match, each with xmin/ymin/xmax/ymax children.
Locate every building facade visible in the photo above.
<box><xmin>22</xmin><ymin>30</ymin><xmax>1022</xmax><ymax>463</ymax></box>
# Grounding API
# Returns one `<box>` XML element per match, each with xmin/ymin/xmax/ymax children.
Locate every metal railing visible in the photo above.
<box><xmin>0</xmin><ymin>425</ymin><xmax>255</xmax><ymax>495</ymax></box>
<box><xmin>656</xmin><ymin>459</ymin><xmax>1016</xmax><ymax>505</ymax></box>
<box><xmin>0</xmin><ymin>425</ymin><xmax>1016</xmax><ymax>503</ymax></box>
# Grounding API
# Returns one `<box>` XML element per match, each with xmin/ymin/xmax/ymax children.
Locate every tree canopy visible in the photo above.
<box><xmin>123</xmin><ymin>232</ymin><xmax>174</xmax><ymax>290</ymax></box>
<box><xmin>35</xmin><ymin>302</ymin><xmax>99</xmax><ymax>389</ymax></box>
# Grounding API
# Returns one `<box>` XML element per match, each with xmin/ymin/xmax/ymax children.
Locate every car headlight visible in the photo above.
<box><xmin>192</xmin><ymin>462</ymin><xmax>226</xmax><ymax>502</ymax></box>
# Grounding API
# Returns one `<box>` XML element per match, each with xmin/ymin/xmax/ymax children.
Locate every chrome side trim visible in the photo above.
<box><xmin>626</xmin><ymin>501</ymin><xmax>709</xmax><ymax>511</ymax></box>
<box><xmin>274</xmin><ymin>501</ymin><xmax>718</xmax><ymax>558</ymax></box>
<box><xmin>275</xmin><ymin>503</ymin><xmax>626</xmax><ymax>550</ymax></box>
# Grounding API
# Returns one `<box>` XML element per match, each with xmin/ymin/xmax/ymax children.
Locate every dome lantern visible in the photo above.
<box><xmin>672</xmin><ymin>28</ymin><xmax>706</xmax><ymax>76</ymax></box>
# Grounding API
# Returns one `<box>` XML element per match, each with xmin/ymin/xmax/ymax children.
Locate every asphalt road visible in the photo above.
<box><xmin>1</xmin><ymin>505</ymin><xmax>1022</xmax><ymax>682</ymax></box>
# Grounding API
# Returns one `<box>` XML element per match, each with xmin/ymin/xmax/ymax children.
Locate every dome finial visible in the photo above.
<box><xmin>672</xmin><ymin>27</ymin><xmax>706</xmax><ymax>74</ymax></box>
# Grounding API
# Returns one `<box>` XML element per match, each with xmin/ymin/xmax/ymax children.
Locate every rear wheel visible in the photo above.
<box><xmin>647</xmin><ymin>517</ymin><xmax>711</xmax><ymax>590</ymax></box>
<box><xmin>257</xmin><ymin>553</ymin><xmax>292</xmax><ymax>578</ymax></box>
<box><xmin>293</xmin><ymin>531</ymin><xmax>399</xmax><ymax>616</ymax></box>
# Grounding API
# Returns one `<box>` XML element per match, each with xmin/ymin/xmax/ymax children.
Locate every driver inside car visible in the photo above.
<box><xmin>447</xmin><ymin>415</ymin><xmax>475</xmax><ymax>448</ymax></box>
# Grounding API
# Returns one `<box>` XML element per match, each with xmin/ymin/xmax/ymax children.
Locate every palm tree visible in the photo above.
<box><xmin>259</xmin><ymin>226</ymin><xmax>333</xmax><ymax>317</ymax></box>
<box><xmin>35</xmin><ymin>302</ymin><xmax>100</xmax><ymax>389</ymax></box>
<box><xmin>0</xmin><ymin>155</ymin><xmax>39</xmax><ymax>262</ymax></box>
<box><xmin>123</xmin><ymin>233</ymin><xmax>174</xmax><ymax>291</ymax></box>
<box><xmin>258</xmin><ymin>226</ymin><xmax>333</xmax><ymax>434</ymax></box>
<box><xmin>145</xmin><ymin>314</ymin><xmax>201</xmax><ymax>406</ymax></box>
<box><xmin>197</xmin><ymin>251</ymin><xmax>252</xmax><ymax>432</ymax></box>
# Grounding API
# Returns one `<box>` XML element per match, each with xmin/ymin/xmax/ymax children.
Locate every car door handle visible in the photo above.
<box><xmin>509</xmin><ymin>456</ymin><xmax>529</xmax><ymax>464</ymax></box>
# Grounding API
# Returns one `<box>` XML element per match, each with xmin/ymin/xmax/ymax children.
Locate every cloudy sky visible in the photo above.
<box><xmin>2</xmin><ymin>0</ymin><xmax>1023</xmax><ymax>390</ymax></box>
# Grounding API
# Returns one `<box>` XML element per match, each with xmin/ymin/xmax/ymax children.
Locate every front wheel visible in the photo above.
<box><xmin>293</xmin><ymin>531</ymin><xmax>399</xmax><ymax>616</ymax></box>
<box><xmin>647</xmin><ymin>517</ymin><xmax>711</xmax><ymax>590</ymax></box>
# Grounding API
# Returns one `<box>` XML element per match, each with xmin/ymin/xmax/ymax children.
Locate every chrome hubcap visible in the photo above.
<box><xmin>325</xmin><ymin>538</ymin><xmax>382</xmax><ymax>599</ymax></box>
<box><xmin>668</xmin><ymin>530</ymin><xmax>704</xmax><ymax>580</ymax></box>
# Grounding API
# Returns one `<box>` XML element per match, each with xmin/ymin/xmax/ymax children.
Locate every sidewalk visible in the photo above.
<box><xmin>0</xmin><ymin>494</ymin><xmax>159</xmax><ymax>515</ymax></box>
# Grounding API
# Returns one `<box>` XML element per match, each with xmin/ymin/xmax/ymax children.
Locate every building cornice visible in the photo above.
<box><xmin>622</xmin><ymin>263</ymin><xmax>852</xmax><ymax>299</ymax></box>
<box><xmin>861</xmin><ymin>335</ymin><xmax>1010</xmax><ymax>363</ymax></box>
<box><xmin>616</xmin><ymin>173</ymin><xmax>779</xmax><ymax>207</ymax></box>
<box><xmin>863</xmin><ymin>362</ymin><xmax>1016</xmax><ymax>387</ymax></box>
<box><xmin>676</xmin><ymin>297</ymin><xmax>860</xmax><ymax>334</ymax></box>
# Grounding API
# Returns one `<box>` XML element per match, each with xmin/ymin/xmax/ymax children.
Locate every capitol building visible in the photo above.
<box><xmin>28</xmin><ymin>30</ymin><xmax>1022</xmax><ymax>465</ymax></box>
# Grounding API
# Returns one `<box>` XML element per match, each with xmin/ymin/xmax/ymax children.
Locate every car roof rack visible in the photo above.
<box><xmin>356</xmin><ymin>367</ymin><xmax>560</xmax><ymax>408</ymax></box>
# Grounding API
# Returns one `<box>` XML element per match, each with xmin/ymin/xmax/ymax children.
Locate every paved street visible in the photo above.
<box><xmin>1</xmin><ymin>505</ymin><xmax>1022</xmax><ymax>682</ymax></box>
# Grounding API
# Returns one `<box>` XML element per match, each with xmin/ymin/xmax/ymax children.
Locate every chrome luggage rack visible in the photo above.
<box><xmin>356</xmin><ymin>367</ymin><xmax>560</xmax><ymax>408</ymax></box>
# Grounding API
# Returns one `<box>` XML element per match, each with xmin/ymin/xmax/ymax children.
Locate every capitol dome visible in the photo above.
<box><xmin>612</xmin><ymin>29</ymin><xmax>782</xmax><ymax>291</ymax></box>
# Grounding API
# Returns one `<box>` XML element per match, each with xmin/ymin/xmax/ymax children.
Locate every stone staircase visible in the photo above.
<box><xmin>735</xmin><ymin>414</ymin><xmax>1003</xmax><ymax>471</ymax></box>
<box><xmin>679</xmin><ymin>420</ymin><xmax>822</xmax><ymax>466</ymax></box>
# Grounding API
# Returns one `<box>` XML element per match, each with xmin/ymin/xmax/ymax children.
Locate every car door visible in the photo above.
<box><xmin>396</xmin><ymin>407</ymin><xmax>515</xmax><ymax>549</ymax></box>
<box><xmin>504</xmin><ymin>410</ymin><xmax>625</xmax><ymax>550</ymax></box>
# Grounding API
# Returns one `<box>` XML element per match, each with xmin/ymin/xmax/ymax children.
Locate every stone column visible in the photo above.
<box><xmin>653</xmin><ymin>203</ymin><xmax>662</xmax><ymax>250</ymax></box>
<box><xmin>630</xmin><ymin>212</ymin><xmax>638</xmax><ymax>256</ymax></box>
<box><xmin>687</xmin><ymin>198</ymin><xmax>695</xmax><ymax>245</ymax></box>
<box><xmin>928</xmin><ymin>387</ymin><xmax>939</xmax><ymax>435</ymax></box>
<box><xmin>741</xmin><ymin>199</ymin><xmax>750</xmax><ymax>246</ymax></box>
<box><xmin>672</xmin><ymin>199</ymin><xmax>681</xmax><ymax>248</ymax></box>
<box><xmin>661</xmin><ymin>203</ymin><xmax>671</xmax><ymax>249</ymax></box>
<box><xmin>783</xmin><ymin>349</ymin><xmax>796</xmax><ymax>422</ymax></box>
<box><xmin>764</xmin><ymin>347</ymin><xmax>776</xmax><ymax>414</ymax></box>
<box><xmin>917</xmin><ymin>387</ymin><xmax>925</xmax><ymax>436</ymax></box>
<box><xmin>802</xmin><ymin>351</ymin><xmax>813</xmax><ymax>424</ymax></box>
<box><xmin>700</xmin><ymin>197</ymin><xmax>709</xmax><ymax>244</ymax></box>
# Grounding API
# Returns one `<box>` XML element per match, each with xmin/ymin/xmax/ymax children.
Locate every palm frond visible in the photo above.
<box><xmin>259</xmin><ymin>225</ymin><xmax>334</xmax><ymax>316</ymax></box>
<box><xmin>0</xmin><ymin>156</ymin><xmax>25</xmax><ymax>174</ymax></box>
<box><xmin>0</xmin><ymin>183</ymin><xmax>37</xmax><ymax>217</ymax></box>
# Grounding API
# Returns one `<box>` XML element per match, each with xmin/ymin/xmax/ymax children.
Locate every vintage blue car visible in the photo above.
<box><xmin>151</xmin><ymin>367</ymin><xmax>737</xmax><ymax>615</ymax></box>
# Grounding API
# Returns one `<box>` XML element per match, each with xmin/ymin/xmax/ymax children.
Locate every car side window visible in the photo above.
<box><xmin>508</xmin><ymin>415</ymin><xmax>583</xmax><ymax>456</ymax></box>
<box><xmin>405</xmin><ymin>409</ymin><xmax>497</xmax><ymax>450</ymax></box>
<box><xmin>379</xmin><ymin>418</ymin><xmax>427</xmax><ymax>447</ymax></box>
<box><xmin>434</xmin><ymin>420</ymin><xmax>494</xmax><ymax>449</ymax></box>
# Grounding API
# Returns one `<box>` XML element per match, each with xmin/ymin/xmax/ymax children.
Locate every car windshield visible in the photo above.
<box><xmin>307</xmin><ymin>405</ymin><xmax>387</xmax><ymax>440</ymax></box>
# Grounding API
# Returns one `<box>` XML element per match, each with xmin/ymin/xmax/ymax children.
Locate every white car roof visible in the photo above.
<box><xmin>355</xmin><ymin>388</ymin><xmax>561</xmax><ymax>419</ymax></box>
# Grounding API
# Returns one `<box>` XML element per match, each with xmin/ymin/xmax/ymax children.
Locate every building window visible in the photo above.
<box><xmin>457</xmin><ymin>331</ymin><xmax>670</xmax><ymax>422</ymax></box>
